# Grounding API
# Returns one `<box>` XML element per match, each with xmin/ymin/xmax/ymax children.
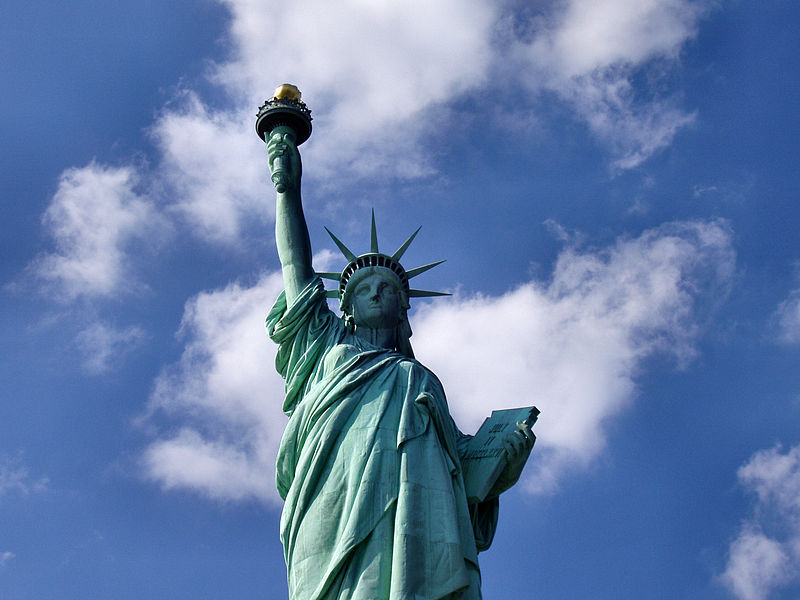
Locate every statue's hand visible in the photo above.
<box><xmin>493</xmin><ymin>421</ymin><xmax>535</xmax><ymax>494</ymax></box>
<box><xmin>267</xmin><ymin>127</ymin><xmax>302</xmax><ymax>193</ymax></box>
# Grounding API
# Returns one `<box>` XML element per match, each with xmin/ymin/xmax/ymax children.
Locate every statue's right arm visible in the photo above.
<box><xmin>268</xmin><ymin>128</ymin><xmax>315</xmax><ymax>305</ymax></box>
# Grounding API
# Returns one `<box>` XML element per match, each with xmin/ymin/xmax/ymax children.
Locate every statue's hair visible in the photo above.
<box><xmin>396</xmin><ymin>312</ymin><xmax>414</xmax><ymax>359</ymax></box>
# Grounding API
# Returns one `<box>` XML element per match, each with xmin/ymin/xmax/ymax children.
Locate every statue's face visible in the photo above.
<box><xmin>349</xmin><ymin>271</ymin><xmax>402</xmax><ymax>330</ymax></box>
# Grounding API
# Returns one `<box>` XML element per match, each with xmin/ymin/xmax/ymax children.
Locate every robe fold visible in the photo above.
<box><xmin>267</xmin><ymin>278</ymin><xmax>498</xmax><ymax>600</ymax></box>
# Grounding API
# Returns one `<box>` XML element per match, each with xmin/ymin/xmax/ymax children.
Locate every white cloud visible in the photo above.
<box><xmin>29</xmin><ymin>163</ymin><xmax>162</xmax><ymax>374</ymax></box>
<box><xmin>139</xmin><ymin>0</ymin><xmax>707</xmax><ymax>244</ymax></box>
<box><xmin>0</xmin><ymin>551</ymin><xmax>14</xmax><ymax>568</ymax></box>
<box><xmin>513</xmin><ymin>0</ymin><xmax>705</xmax><ymax>168</ymax></box>
<box><xmin>76</xmin><ymin>322</ymin><xmax>147</xmax><ymax>375</ymax></box>
<box><xmin>35</xmin><ymin>162</ymin><xmax>163</xmax><ymax>300</ymax></box>
<box><xmin>142</xmin><ymin>221</ymin><xmax>733</xmax><ymax>503</ymax></box>
<box><xmin>141</xmin><ymin>251</ymin><xmax>337</xmax><ymax>503</ymax></box>
<box><xmin>144</xmin><ymin>428</ymin><xmax>276</xmax><ymax>503</ymax></box>
<box><xmin>720</xmin><ymin>444</ymin><xmax>800</xmax><ymax>600</ymax></box>
<box><xmin>774</xmin><ymin>290</ymin><xmax>800</xmax><ymax>344</ymax></box>
<box><xmin>566</xmin><ymin>76</ymin><xmax>696</xmax><ymax>170</ymax></box>
<box><xmin>722</xmin><ymin>528</ymin><xmax>792</xmax><ymax>600</ymax></box>
<box><xmin>34</xmin><ymin>1</ymin><xmax>709</xmax><ymax>252</ymax></box>
<box><xmin>214</xmin><ymin>0</ymin><xmax>496</xmax><ymax>179</ymax></box>
<box><xmin>527</xmin><ymin>0</ymin><xmax>704</xmax><ymax>77</ymax></box>
<box><xmin>141</xmin><ymin>271</ymin><xmax>288</xmax><ymax>504</ymax></box>
<box><xmin>151</xmin><ymin>93</ymin><xmax>268</xmax><ymax>242</ymax></box>
<box><xmin>211</xmin><ymin>0</ymin><xmax>703</xmax><ymax>177</ymax></box>
<box><xmin>412</xmin><ymin>219</ymin><xmax>734</xmax><ymax>492</ymax></box>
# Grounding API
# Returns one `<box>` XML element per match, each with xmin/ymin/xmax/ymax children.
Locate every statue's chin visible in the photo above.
<box><xmin>352</xmin><ymin>307</ymin><xmax>400</xmax><ymax>331</ymax></box>
<box><xmin>354</xmin><ymin>316</ymin><xmax>399</xmax><ymax>330</ymax></box>
<box><xmin>355</xmin><ymin>319</ymin><xmax>397</xmax><ymax>331</ymax></box>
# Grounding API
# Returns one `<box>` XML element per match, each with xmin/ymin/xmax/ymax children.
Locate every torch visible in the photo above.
<box><xmin>255</xmin><ymin>84</ymin><xmax>313</xmax><ymax>193</ymax></box>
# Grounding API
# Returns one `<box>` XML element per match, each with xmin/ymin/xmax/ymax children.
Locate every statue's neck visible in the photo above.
<box><xmin>354</xmin><ymin>326</ymin><xmax>396</xmax><ymax>350</ymax></box>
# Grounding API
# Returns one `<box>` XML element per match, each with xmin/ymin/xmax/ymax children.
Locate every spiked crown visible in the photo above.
<box><xmin>318</xmin><ymin>211</ymin><xmax>449</xmax><ymax>311</ymax></box>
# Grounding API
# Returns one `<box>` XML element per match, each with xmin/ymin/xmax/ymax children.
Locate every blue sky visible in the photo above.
<box><xmin>3</xmin><ymin>1</ymin><xmax>800</xmax><ymax>598</ymax></box>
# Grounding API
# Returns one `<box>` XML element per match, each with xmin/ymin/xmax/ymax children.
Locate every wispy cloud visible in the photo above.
<box><xmin>23</xmin><ymin>163</ymin><xmax>165</xmax><ymax>374</ymax></box>
<box><xmin>141</xmin><ymin>220</ymin><xmax>734</xmax><ymax>502</ymax></box>
<box><xmin>76</xmin><ymin>322</ymin><xmax>147</xmax><ymax>375</ymax></box>
<box><xmin>774</xmin><ymin>289</ymin><xmax>800</xmax><ymax>344</ymax></box>
<box><xmin>0</xmin><ymin>454</ymin><xmax>48</xmax><ymax>500</ymax></box>
<box><xmin>719</xmin><ymin>444</ymin><xmax>800</xmax><ymax>600</ymax></box>
<box><xmin>512</xmin><ymin>0</ymin><xmax>705</xmax><ymax>169</ymax></box>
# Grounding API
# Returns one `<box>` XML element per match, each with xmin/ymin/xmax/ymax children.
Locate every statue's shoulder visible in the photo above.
<box><xmin>322</xmin><ymin>342</ymin><xmax>359</xmax><ymax>373</ymax></box>
<box><xmin>395</xmin><ymin>356</ymin><xmax>446</xmax><ymax>396</ymax></box>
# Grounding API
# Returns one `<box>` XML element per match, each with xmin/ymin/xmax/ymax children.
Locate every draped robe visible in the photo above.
<box><xmin>267</xmin><ymin>278</ymin><xmax>499</xmax><ymax>600</ymax></box>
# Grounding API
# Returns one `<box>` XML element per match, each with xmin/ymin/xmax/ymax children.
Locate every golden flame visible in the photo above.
<box><xmin>273</xmin><ymin>83</ymin><xmax>302</xmax><ymax>101</ymax></box>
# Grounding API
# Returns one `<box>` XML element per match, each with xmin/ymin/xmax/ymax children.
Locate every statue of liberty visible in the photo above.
<box><xmin>259</xmin><ymin>85</ymin><xmax>535</xmax><ymax>600</ymax></box>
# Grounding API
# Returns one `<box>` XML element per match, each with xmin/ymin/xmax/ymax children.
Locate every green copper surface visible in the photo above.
<box><xmin>370</xmin><ymin>210</ymin><xmax>379</xmax><ymax>254</ymax></box>
<box><xmin>260</xmin><ymin>89</ymin><xmax>535</xmax><ymax>600</ymax></box>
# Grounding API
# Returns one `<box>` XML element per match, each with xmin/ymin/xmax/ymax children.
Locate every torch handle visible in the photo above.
<box><xmin>271</xmin><ymin>155</ymin><xmax>290</xmax><ymax>193</ymax></box>
<box><xmin>266</xmin><ymin>126</ymin><xmax>298</xmax><ymax>194</ymax></box>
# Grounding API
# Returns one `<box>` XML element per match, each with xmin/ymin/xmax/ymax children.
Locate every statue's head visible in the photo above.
<box><xmin>320</xmin><ymin>212</ymin><xmax>448</xmax><ymax>358</ymax></box>
<box><xmin>341</xmin><ymin>266</ymin><xmax>409</xmax><ymax>328</ymax></box>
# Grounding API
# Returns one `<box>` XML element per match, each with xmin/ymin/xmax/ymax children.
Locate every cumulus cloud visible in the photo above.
<box><xmin>142</xmin><ymin>220</ymin><xmax>733</xmax><ymax>503</ymax></box>
<box><xmin>76</xmin><ymin>322</ymin><xmax>147</xmax><ymax>375</ymax></box>
<box><xmin>151</xmin><ymin>93</ymin><xmax>268</xmax><ymax>242</ymax></box>
<box><xmin>34</xmin><ymin>162</ymin><xmax>163</xmax><ymax>300</ymax></box>
<box><xmin>141</xmin><ymin>251</ymin><xmax>338</xmax><ymax>503</ymax></box>
<box><xmin>210</xmin><ymin>0</ymin><xmax>704</xmax><ymax>179</ymax></box>
<box><xmin>0</xmin><ymin>551</ymin><xmax>14</xmax><ymax>568</ymax></box>
<box><xmin>137</xmin><ymin>0</ymin><xmax>708</xmax><ymax>245</ymax></box>
<box><xmin>412</xmin><ymin>219</ymin><xmax>734</xmax><ymax>492</ymax></box>
<box><xmin>720</xmin><ymin>444</ymin><xmax>800</xmax><ymax>600</ymax></box>
<box><xmin>34</xmin><ymin>1</ymin><xmax>708</xmax><ymax>252</ymax></box>
<box><xmin>141</xmin><ymin>271</ymin><xmax>288</xmax><ymax>504</ymax></box>
<box><xmin>214</xmin><ymin>0</ymin><xmax>496</xmax><ymax>179</ymax></box>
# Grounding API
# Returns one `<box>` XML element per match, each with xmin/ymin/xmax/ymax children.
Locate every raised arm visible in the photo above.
<box><xmin>267</xmin><ymin>126</ymin><xmax>315</xmax><ymax>304</ymax></box>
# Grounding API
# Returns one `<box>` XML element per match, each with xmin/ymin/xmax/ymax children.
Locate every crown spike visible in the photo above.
<box><xmin>409</xmin><ymin>289</ymin><xmax>452</xmax><ymax>298</ymax></box>
<box><xmin>391</xmin><ymin>226</ymin><xmax>421</xmax><ymax>262</ymax></box>
<box><xmin>370</xmin><ymin>209</ymin><xmax>379</xmax><ymax>254</ymax></box>
<box><xmin>321</xmin><ymin>213</ymin><xmax>449</xmax><ymax>305</ymax></box>
<box><xmin>406</xmin><ymin>260</ymin><xmax>446</xmax><ymax>279</ymax></box>
<box><xmin>325</xmin><ymin>227</ymin><xmax>357</xmax><ymax>262</ymax></box>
